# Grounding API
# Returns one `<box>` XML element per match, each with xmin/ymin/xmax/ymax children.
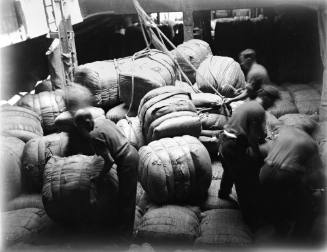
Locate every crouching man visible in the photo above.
<box><xmin>73</xmin><ymin>109</ymin><xmax>139</xmax><ymax>238</ymax></box>
<box><xmin>259</xmin><ymin>125</ymin><xmax>325</xmax><ymax>240</ymax></box>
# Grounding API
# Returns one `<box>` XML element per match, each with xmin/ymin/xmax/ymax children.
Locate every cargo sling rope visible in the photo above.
<box><xmin>132</xmin><ymin>0</ymin><xmax>224</xmax><ymax>99</ymax></box>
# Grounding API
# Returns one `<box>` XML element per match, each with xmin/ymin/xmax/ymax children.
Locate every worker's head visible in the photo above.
<box><xmin>256</xmin><ymin>86</ymin><xmax>280</xmax><ymax>110</ymax></box>
<box><xmin>73</xmin><ymin>108</ymin><xmax>94</xmax><ymax>135</ymax></box>
<box><xmin>239</xmin><ymin>49</ymin><xmax>256</xmax><ymax>72</ymax></box>
<box><xmin>64</xmin><ymin>82</ymin><xmax>94</xmax><ymax>115</ymax></box>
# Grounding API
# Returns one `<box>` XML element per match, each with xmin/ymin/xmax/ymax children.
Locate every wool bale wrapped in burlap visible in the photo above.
<box><xmin>42</xmin><ymin>155</ymin><xmax>119</xmax><ymax>226</ymax></box>
<box><xmin>138</xmin><ymin>135</ymin><xmax>212</xmax><ymax>204</ymax></box>
<box><xmin>268</xmin><ymin>90</ymin><xmax>298</xmax><ymax>118</ymax></box>
<box><xmin>138</xmin><ymin>86</ymin><xmax>201</xmax><ymax>143</ymax></box>
<box><xmin>136</xmin><ymin>205</ymin><xmax>200</xmax><ymax>243</ymax></box>
<box><xmin>196</xmin><ymin>56</ymin><xmax>246</xmax><ymax>97</ymax></box>
<box><xmin>0</xmin><ymin>105</ymin><xmax>43</xmax><ymax>142</ymax></box>
<box><xmin>200</xmin><ymin>179</ymin><xmax>238</xmax><ymax>211</ymax></box>
<box><xmin>278</xmin><ymin>113</ymin><xmax>318</xmax><ymax>135</ymax></box>
<box><xmin>55</xmin><ymin>107</ymin><xmax>105</xmax><ymax>132</ymax></box>
<box><xmin>74</xmin><ymin>58</ymin><xmax>131</xmax><ymax>110</ymax></box>
<box><xmin>117</xmin><ymin>117</ymin><xmax>144</xmax><ymax>150</ymax></box>
<box><xmin>175</xmin><ymin>80</ymin><xmax>196</xmax><ymax>94</ymax></box>
<box><xmin>171</xmin><ymin>39</ymin><xmax>212</xmax><ymax>83</ymax></box>
<box><xmin>2</xmin><ymin>208</ymin><xmax>53</xmax><ymax>246</ymax></box>
<box><xmin>194</xmin><ymin>209</ymin><xmax>253</xmax><ymax>247</ymax></box>
<box><xmin>5</xmin><ymin>194</ymin><xmax>43</xmax><ymax>211</ymax></box>
<box><xmin>22</xmin><ymin>132</ymin><xmax>70</xmax><ymax>192</ymax></box>
<box><xmin>199</xmin><ymin>113</ymin><xmax>229</xmax><ymax>131</ymax></box>
<box><xmin>16</xmin><ymin>90</ymin><xmax>66</xmax><ymax>134</ymax></box>
<box><xmin>1</xmin><ymin>136</ymin><xmax>25</xmax><ymax>201</ymax></box>
<box><xmin>311</xmin><ymin>82</ymin><xmax>322</xmax><ymax>94</ymax></box>
<box><xmin>191</xmin><ymin>93</ymin><xmax>223</xmax><ymax>108</ymax></box>
<box><xmin>119</xmin><ymin>50</ymin><xmax>177</xmax><ymax>112</ymax></box>
<box><xmin>283</xmin><ymin>83</ymin><xmax>312</xmax><ymax>93</ymax></box>
<box><xmin>291</xmin><ymin>88</ymin><xmax>321</xmax><ymax>115</ymax></box>
<box><xmin>106</xmin><ymin>103</ymin><xmax>137</xmax><ymax>123</ymax></box>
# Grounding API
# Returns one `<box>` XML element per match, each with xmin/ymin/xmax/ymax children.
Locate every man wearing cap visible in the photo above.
<box><xmin>218</xmin><ymin>86</ymin><xmax>280</xmax><ymax>230</ymax></box>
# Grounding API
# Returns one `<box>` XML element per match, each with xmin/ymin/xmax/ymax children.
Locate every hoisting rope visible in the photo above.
<box><xmin>132</xmin><ymin>0</ymin><xmax>225</xmax><ymax>99</ymax></box>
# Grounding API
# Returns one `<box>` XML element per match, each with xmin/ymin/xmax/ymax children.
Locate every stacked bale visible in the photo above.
<box><xmin>119</xmin><ymin>50</ymin><xmax>177</xmax><ymax>112</ymax></box>
<box><xmin>42</xmin><ymin>155</ymin><xmax>119</xmax><ymax>226</ymax></box>
<box><xmin>2</xmin><ymin>208</ymin><xmax>53</xmax><ymax>246</ymax></box>
<box><xmin>136</xmin><ymin>205</ymin><xmax>200</xmax><ymax>243</ymax></box>
<box><xmin>105</xmin><ymin>103</ymin><xmax>136</xmax><ymax>123</ymax></box>
<box><xmin>194</xmin><ymin>209</ymin><xmax>253</xmax><ymax>247</ymax></box>
<box><xmin>16</xmin><ymin>90</ymin><xmax>66</xmax><ymax>134</ymax></box>
<box><xmin>175</xmin><ymin>80</ymin><xmax>196</xmax><ymax>94</ymax></box>
<box><xmin>171</xmin><ymin>39</ymin><xmax>212</xmax><ymax>83</ymax></box>
<box><xmin>1</xmin><ymin>136</ymin><xmax>25</xmax><ymax>201</ymax></box>
<box><xmin>116</xmin><ymin>117</ymin><xmax>144</xmax><ymax>150</ymax></box>
<box><xmin>22</xmin><ymin>132</ymin><xmax>70</xmax><ymax>192</ymax></box>
<box><xmin>278</xmin><ymin>113</ymin><xmax>318</xmax><ymax>135</ymax></box>
<box><xmin>0</xmin><ymin>105</ymin><xmax>43</xmax><ymax>142</ymax></box>
<box><xmin>196</xmin><ymin>56</ymin><xmax>246</xmax><ymax>97</ymax></box>
<box><xmin>268</xmin><ymin>90</ymin><xmax>298</xmax><ymax>118</ymax></box>
<box><xmin>55</xmin><ymin>107</ymin><xmax>105</xmax><ymax>132</ymax></box>
<box><xmin>5</xmin><ymin>194</ymin><xmax>44</xmax><ymax>211</ymax></box>
<box><xmin>138</xmin><ymin>135</ymin><xmax>212</xmax><ymax>204</ymax></box>
<box><xmin>74</xmin><ymin>58</ymin><xmax>130</xmax><ymax>110</ymax></box>
<box><xmin>138</xmin><ymin>86</ymin><xmax>202</xmax><ymax>143</ymax></box>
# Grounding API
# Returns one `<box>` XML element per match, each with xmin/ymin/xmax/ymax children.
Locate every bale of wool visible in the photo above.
<box><xmin>116</xmin><ymin>117</ymin><xmax>144</xmax><ymax>150</ymax></box>
<box><xmin>119</xmin><ymin>50</ymin><xmax>177</xmax><ymax>112</ymax></box>
<box><xmin>0</xmin><ymin>105</ymin><xmax>43</xmax><ymax>142</ymax></box>
<box><xmin>175</xmin><ymin>80</ymin><xmax>196</xmax><ymax>94</ymax></box>
<box><xmin>22</xmin><ymin>132</ymin><xmax>70</xmax><ymax>192</ymax></box>
<box><xmin>42</xmin><ymin>155</ymin><xmax>119</xmax><ymax>225</ymax></box>
<box><xmin>291</xmin><ymin>89</ymin><xmax>321</xmax><ymax>115</ymax></box>
<box><xmin>200</xmin><ymin>179</ymin><xmax>239</xmax><ymax>211</ymax></box>
<box><xmin>284</xmin><ymin>83</ymin><xmax>313</xmax><ymax>93</ymax></box>
<box><xmin>134</xmin><ymin>205</ymin><xmax>144</xmax><ymax>236</ymax></box>
<box><xmin>5</xmin><ymin>194</ymin><xmax>44</xmax><ymax>211</ymax></box>
<box><xmin>196</xmin><ymin>56</ymin><xmax>246</xmax><ymax>97</ymax></box>
<box><xmin>138</xmin><ymin>86</ymin><xmax>201</xmax><ymax>143</ymax></box>
<box><xmin>136</xmin><ymin>205</ymin><xmax>200</xmax><ymax>242</ymax></box>
<box><xmin>194</xmin><ymin>209</ymin><xmax>253</xmax><ymax>247</ymax></box>
<box><xmin>106</xmin><ymin>103</ymin><xmax>137</xmax><ymax>123</ymax></box>
<box><xmin>16</xmin><ymin>90</ymin><xmax>66</xmax><ymax>134</ymax></box>
<box><xmin>311</xmin><ymin>82</ymin><xmax>322</xmax><ymax>94</ymax></box>
<box><xmin>35</xmin><ymin>80</ymin><xmax>53</xmax><ymax>94</ymax></box>
<box><xmin>199</xmin><ymin>135</ymin><xmax>220</xmax><ymax>156</ymax></box>
<box><xmin>0</xmin><ymin>136</ymin><xmax>25</xmax><ymax>201</ymax></box>
<box><xmin>191</xmin><ymin>93</ymin><xmax>223</xmax><ymax>108</ymax></box>
<box><xmin>230</xmin><ymin>100</ymin><xmax>245</xmax><ymax>113</ymax></box>
<box><xmin>74</xmin><ymin>58</ymin><xmax>131</xmax><ymax>110</ymax></box>
<box><xmin>268</xmin><ymin>90</ymin><xmax>298</xmax><ymax>118</ymax></box>
<box><xmin>278</xmin><ymin>113</ymin><xmax>318</xmax><ymax>135</ymax></box>
<box><xmin>171</xmin><ymin>39</ymin><xmax>212</xmax><ymax>83</ymax></box>
<box><xmin>199</xmin><ymin>113</ymin><xmax>229</xmax><ymax>130</ymax></box>
<box><xmin>2</xmin><ymin>208</ymin><xmax>53</xmax><ymax>246</ymax></box>
<box><xmin>138</xmin><ymin>135</ymin><xmax>212</xmax><ymax>204</ymax></box>
<box><xmin>54</xmin><ymin>107</ymin><xmax>105</xmax><ymax>132</ymax></box>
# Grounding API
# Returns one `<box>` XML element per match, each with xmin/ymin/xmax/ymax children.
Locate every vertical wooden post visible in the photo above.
<box><xmin>319</xmin><ymin>6</ymin><xmax>327</xmax><ymax>121</ymax></box>
<box><xmin>181</xmin><ymin>0</ymin><xmax>194</xmax><ymax>41</ymax></box>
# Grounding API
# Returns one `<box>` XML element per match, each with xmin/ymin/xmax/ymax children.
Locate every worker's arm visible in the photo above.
<box><xmin>248</xmin><ymin>120</ymin><xmax>266</xmax><ymax>160</ymax></box>
<box><xmin>224</xmin><ymin>89</ymin><xmax>249</xmax><ymax>104</ymax></box>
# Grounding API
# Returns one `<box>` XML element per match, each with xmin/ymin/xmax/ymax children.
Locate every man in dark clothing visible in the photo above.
<box><xmin>72</xmin><ymin>109</ymin><xmax>139</xmax><ymax>238</ymax></box>
<box><xmin>259</xmin><ymin>125</ymin><xmax>325</xmax><ymax>239</ymax></box>
<box><xmin>218</xmin><ymin>86</ymin><xmax>280</xmax><ymax>230</ymax></box>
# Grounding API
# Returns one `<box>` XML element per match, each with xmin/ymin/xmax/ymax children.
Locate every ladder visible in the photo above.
<box><xmin>42</xmin><ymin>0</ymin><xmax>78</xmax><ymax>85</ymax></box>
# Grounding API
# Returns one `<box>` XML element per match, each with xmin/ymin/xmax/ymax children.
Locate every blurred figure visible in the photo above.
<box><xmin>239</xmin><ymin>48</ymin><xmax>270</xmax><ymax>85</ymax></box>
<box><xmin>259</xmin><ymin>125</ymin><xmax>325</xmax><ymax>240</ymax></box>
<box><xmin>64</xmin><ymin>83</ymin><xmax>139</xmax><ymax>238</ymax></box>
<box><xmin>218</xmin><ymin>86</ymin><xmax>280</xmax><ymax>231</ymax></box>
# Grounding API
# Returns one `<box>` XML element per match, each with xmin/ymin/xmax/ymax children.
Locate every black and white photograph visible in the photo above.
<box><xmin>0</xmin><ymin>0</ymin><xmax>326</xmax><ymax>251</ymax></box>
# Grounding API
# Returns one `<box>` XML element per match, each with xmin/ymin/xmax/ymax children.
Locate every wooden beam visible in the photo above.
<box><xmin>181</xmin><ymin>0</ymin><xmax>193</xmax><ymax>41</ymax></box>
<box><xmin>79</xmin><ymin>0</ymin><xmax>325</xmax><ymax>18</ymax></box>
